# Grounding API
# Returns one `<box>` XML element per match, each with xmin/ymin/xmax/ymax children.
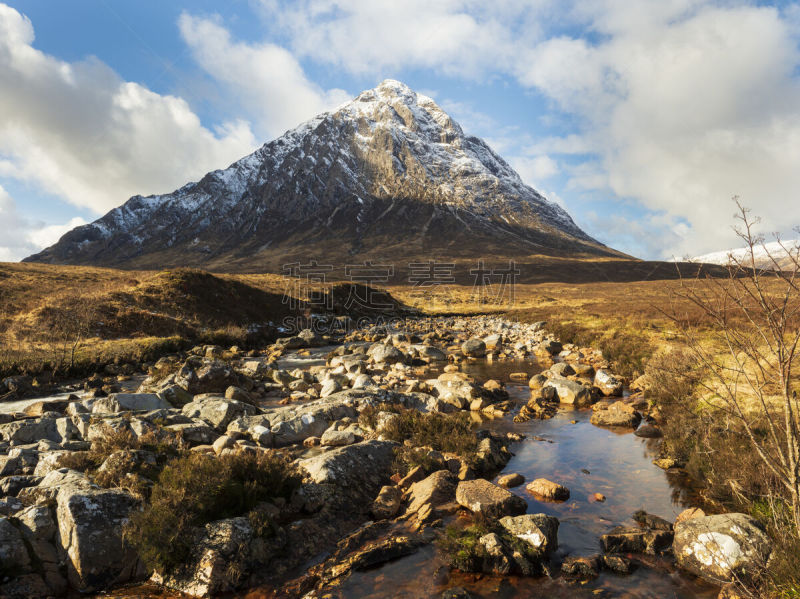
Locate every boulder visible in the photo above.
<box><xmin>181</xmin><ymin>398</ymin><xmax>257</xmax><ymax>431</ymax></box>
<box><xmin>298</xmin><ymin>440</ymin><xmax>396</xmax><ymax>499</ymax></box>
<box><xmin>406</xmin><ymin>470</ymin><xmax>458</xmax><ymax>515</ymax></box>
<box><xmin>56</xmin><ymin>486</ymin><xmax>140</xmax><ymax>591</ymax></box>
<box><xmin>91</xmin><ymin>393</ymin><xmax>170</xmax><ymax>414</ymax></box>
<box><xmin>320</xmin><ymin>429</ymin><xmax>356</xmax><ymax>447</ymax></box>
<box><xmin>371</xmin><ymin>485</ymin><xmax>403</xmax><ymax>520</ymax></box>
<box><xmin>600</xmin><ymin>526</ymin><xmax>673</xmax><ymax>555</ymax></box>
<box><xmin>590</xmin><ymin>401</ymin><xmax>642</xmax><ymax>428</ymax></box>
<box><xmin>594</xmin><ymin>369</ymin><xmax>623</xmax><ymax>396</ymax></box>
<box><xmin>368</xmin><ymin>344</ymin><xmax>405</xmax><ymax>365</ymax></box>
<box><xmin>497</xmin><ymin>473</ymin><xmax>524</xmax><ymax>488</ymax></box>
<box><xmin>673</xmin><ymin>513</ymin><xmax>772</xmax><ymax>584</ymax></box>
<box><xmin>550</xmin><ymin>362</ymin><xmax>575</xmax><ymax>377</ymax></box>
<box><xmin>543</xmin><ymin>378</ymin><xmax>592</xmax><ymax>407</ymax></box>
<box><xmin>498</xmin><ymin>513</ymin><xmax>559</xmax><ymax>555</ymax></box>
<box><xmin>461</xmin><ymin>338</ymin><xmax>486</xmax><ymax>357</ymax></box>
<box><xmin>157</xmin><ymin>517</ymin><xmax>268</xmax><ymax>597</ymax></box>
<box><xmin>455</xmin><ymin>479</ymin><xmax>526</xmax><ymax>518</ymax></box>
<box><xmin>0</xmin><ymin>517</ymin><xmax>31</xmax><ymax>573</ymax></box>
<box><xmin>526</xmin><ymin>478</ymin><xmax>570</xmax><ymax>501</ymax></box>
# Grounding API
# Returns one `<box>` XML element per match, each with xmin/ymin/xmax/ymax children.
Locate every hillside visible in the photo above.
<box><xmin>25</xmin><ymin>80</ymin><xmax>626</xmax><ymax>272</ymax></box>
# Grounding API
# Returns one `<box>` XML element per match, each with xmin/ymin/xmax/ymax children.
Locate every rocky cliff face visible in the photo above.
<box><xmin>25</xmin><ymin>80</ymin><xmax>621</xmax><ymax>271</ymax></box>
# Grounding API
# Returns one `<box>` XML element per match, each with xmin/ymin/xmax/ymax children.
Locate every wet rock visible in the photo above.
<box><xmin>634</xmin><ymin>423</ymin><xmax>662</xmax><ymax>438</ymax></box>
<box><xmin>594</xmin><ymin>369</ymin><xmax>623</xmax><ymax>396</ymax></box>
<box><xmin>602</xmin><ymin>554</ymin><xmax>633</xmax><ymax>574</ymax></box>
<box><xmin>441</xmin><ymin>588</ymin><xmax>473</xmax><ymax>599</ymax></box>
<box><xmin>497</xmin><ymin>473</ymin><xmax>524</xmax><ymax>488</ymax></box>
<box><xmin>561</xmin><ymin>555</ymin><xmax>601</xmax><ymax>580</ymax></box>
<box><xmin>455</xmin><ymin>479</ymin><xmax>526</xmax><ymax>518</ymax></box>
<box><xmin>632</xmin><ymin>510</ymin><xmax>673</xmax><ymax>531</ymax></box>
<box><xmin>498</xmin><ymin>513</ymin><xmax>559</xmax><ymax>555</ymax></box>
<box><xmin>461</xmin><ymin>338</ymin><xmax>486</xmax><ymax>358</ymax></box>
<box><xmin>371</xmin><ymin>485</ymin><xmax>402</xmax><ymax>519</ymax></box>
<box><xmin>543</xmin><ymin>378</ymin><xmax>592</xmax><ymax>407</ymax></box>
<box><xmin>526</xmin><ymin>478</ymin><xmax>570</xmax><ymax>501</ymax></box>
<box><xmin>600</xmin><ymin>526</ymin><xmax>673</xmax><ymax>555</ymax></box>
<box><xmin>469</xmin><ymin>436</ymin><xmax>509</xmax><ymax>475</ymax></box>
<box><xmin>591</xmin><ymin>400</ymin><xmax>641</xmax><ymax>428</ymax></box>
<box><xmin>673</xmin><ymin>513</ymin><xmax>772</xmax><ymax>584</ymax></box>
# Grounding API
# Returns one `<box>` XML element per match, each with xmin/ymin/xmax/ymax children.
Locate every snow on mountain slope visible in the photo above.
<box><xmin>692</xmin><ymin>239</ymin><xmax>800</xmax><ymax>270</ymax></box>
<box><xmin>25</xmin><ymin>80</ymin><xmax>621</xmax><ymax>271</ymax></box>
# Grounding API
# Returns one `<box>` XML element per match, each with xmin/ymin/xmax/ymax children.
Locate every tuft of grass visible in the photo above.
<box><xmin>380</xmin><ymin>409</ymin><xmax>477</xmax><ymax>457</ymax></box>
<box><xmin>596</xmin><ymin>331</ymin><xmax>653</xmax><ymax>379</ymax></box>
<box><xmin>124</xmin><ymin>450</ymin><xmax>300</xmax><ymax>575</ymax></box>
<box><xmin>436</xmin><ymin>523</ymin><xmax>490</xmax><ymax>572</ymax></box>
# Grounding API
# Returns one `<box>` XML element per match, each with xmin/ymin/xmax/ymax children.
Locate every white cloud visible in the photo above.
<box><xmin>177</xmin><ymin>13</ymin><xmax>350</xmax><ymax>138</ymax></box>
<box><xmin>0</xmin><ymin>185</ymin><xmax>86</xmax><ymax>261</ymax></box>
<box><xmin>253</xmin><ymin>0</ymin><xmax>800</xmax><ymax>258</ymax></box>
<box><xmin>0</xmin><ymin>4</ymin><xmax>258</xmax><ymax>215</ymax></box>
<box><xmin>509</xmin><ymin>155</ymin><xmax>560</xmax><ymax>186</ymax></box>
<box><xmin>257</xmin><ymin>0</ymin><xmax>550</xmax><ymax>79</ymax></box>
<box><xmin>515</xmin><ymin>2</ymin><xmax>800</xmax><ymax>257</ymax></box>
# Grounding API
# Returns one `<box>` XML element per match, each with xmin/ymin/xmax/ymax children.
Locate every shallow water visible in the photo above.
<box><xmin>327</xmin><ymin>362</ymin><xmax>718</xmax><ymax>599</ymax></box>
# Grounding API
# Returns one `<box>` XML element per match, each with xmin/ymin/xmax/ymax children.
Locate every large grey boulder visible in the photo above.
<box><xmin>0</xmin><ymin>517</ymin><xmax>31</xmax><ymax>572</ymax></box>
<box><xmin>91</xmin><ymin>393</ymin><xmax>171</xmax><ymax>414</ymax></box>
<box><xmin>181</xmin><ymin>397</ymin><xmax>257</xmax><ymax>431</ymax></box>
<box><xmin>56</xmin><ymin>486</ymin><xmax>140</xmax><ymax>592</ymax></box>
<box><xmin>368</xmin><ymin>343</ymin><xmax>405</xmax><ymax>364</ymax></box>
<box><xmin>673</xmin><ymin>513</ymin><xmax>772</xmax><ymax>584</ymax></box>
<box><xmin>298</xmin><ymin>440</ymin><xmax>396</xmax><ymax>487</ymax></box>
<box><xmin>543</xmin><ymin>378</ymin><xmax>592</xmax><ymax>407</ymax></box>
<box><xmin>0</xmin><ymin>417</ymin><xmax>77</xmax><ymax>444</ymax></box>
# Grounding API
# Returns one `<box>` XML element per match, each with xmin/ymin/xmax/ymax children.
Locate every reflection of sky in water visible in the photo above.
<box><xmin>330</xmin><ymin>361</ymin><xmax>718</xmax><ymax>599</ymax></box>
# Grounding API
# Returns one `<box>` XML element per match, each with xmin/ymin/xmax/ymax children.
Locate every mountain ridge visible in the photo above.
<box><xmin>25</xmin><ymin>79</ymin><xmax>626</xmax><ymax>272</ymax></box>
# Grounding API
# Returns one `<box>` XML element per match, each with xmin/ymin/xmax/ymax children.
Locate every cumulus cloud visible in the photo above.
<box><xmin>257</xmin><ymin>0</ymin><xmax>551</xmax><ymax>79</ymax></box>
<box><xmin>518</xmin><ymin>2</ymin><xmax>800</xmax><ymax>257</ymax></box>
<box><xmin>0</xmin><ymin>3</ymin><xmax>258</xmax><ymax>215</ymax></box>
<box><xmin>254</xmin><ymin>0</ymin><xmax>800</xmax><ymax>258</ymax></box>
<box><xmin>0</xmin><ymin>185</ymin><xmax>86</xmax><ymax>261</ymax></box>
<box><xmin>177</xmin><ymin>13</ymin><xmax>350</xmax><ymax>138</ymax></box>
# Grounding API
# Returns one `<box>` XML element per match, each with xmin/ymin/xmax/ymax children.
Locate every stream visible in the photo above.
<box><xmin>317</xmin><ymin>357</ymin><xmax>718</xmax><ymax>599</ymax></box>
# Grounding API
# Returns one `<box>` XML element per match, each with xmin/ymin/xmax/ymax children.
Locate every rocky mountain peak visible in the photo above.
<box><xmin>24</xmin><ymin>80</ymin><xmax>622</xmax><ymax>272</ymax></box>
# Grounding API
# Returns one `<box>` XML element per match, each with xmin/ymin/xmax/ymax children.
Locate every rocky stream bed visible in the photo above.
<box><xmin>0</xmin><ymin>316</ymin><xmax>773</xmax><ymax>598</ymax></box>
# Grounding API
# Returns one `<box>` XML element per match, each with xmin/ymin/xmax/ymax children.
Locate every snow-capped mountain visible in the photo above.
<box><xmin>692</xmin><ymin>239</ymin><xmax>800</xmax><ymax>271</ymax></box>
<box><xmin>25</xmin><ymin>80</ymin><xmax>621</xmax><ymax>271</ymax></box>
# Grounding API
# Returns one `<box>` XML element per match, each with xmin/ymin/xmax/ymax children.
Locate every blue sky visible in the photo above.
<box><xmin>2</xmin><ymin>0</ymin><xmax>800</xmax><ymax>261</ymax></box>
